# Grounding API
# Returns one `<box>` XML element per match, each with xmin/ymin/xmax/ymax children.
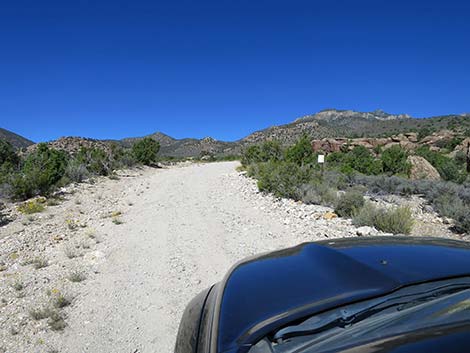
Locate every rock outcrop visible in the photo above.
<box><xmin>407</xmin><ymin>155</ymin><xmax>441</xmax><ymax>180</ymax></box>
<box><xmin>26</xmin><ymin>137</ymin><xmax>114</xmax><ymax>156</ymax></box>
<box><xmin>311</xmin><ymin>130</ymin><xmax>463</xmax><ymax>155</ymax></box>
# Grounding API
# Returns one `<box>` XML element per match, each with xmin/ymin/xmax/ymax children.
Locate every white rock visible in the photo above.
<box><xmin>356</xmin><ymin>226</ymin><xmax>378</xmax><ymax>237</ymax></box>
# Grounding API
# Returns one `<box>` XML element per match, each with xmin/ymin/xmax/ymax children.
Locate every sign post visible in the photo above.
<box><xmin>318</xmin><ymin>154</ymin><xmax>325</xmax><ymax>179</ymax></box>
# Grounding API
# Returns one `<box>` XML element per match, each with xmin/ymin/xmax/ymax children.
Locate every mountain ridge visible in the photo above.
<box><xmin>2</xmin><ymin>109</ymin><xmax>470</xmax><ymax>157</ymax></box>
<box><xmin>0</xmin><ymin>128</ymin><xmax>34</xmax><ymax>149</ymax></box>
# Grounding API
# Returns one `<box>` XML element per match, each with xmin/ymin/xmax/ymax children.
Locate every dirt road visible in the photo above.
<box><xmin>53</xmin><ymin>161</ymin><xmax>342</xmax><ymax>353</ymax></box>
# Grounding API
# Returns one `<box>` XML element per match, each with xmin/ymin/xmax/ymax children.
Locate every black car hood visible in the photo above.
<box><xmin>214</xmin><ymin>237</ymin><xmax>470</xmax><ymax>353</ymax></box>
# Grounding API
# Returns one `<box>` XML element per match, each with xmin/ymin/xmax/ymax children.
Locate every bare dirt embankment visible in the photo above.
<box><xmin>0</xmin><ymin>162</ymin><xmax>459</xmax><ymax>353</ymax></box>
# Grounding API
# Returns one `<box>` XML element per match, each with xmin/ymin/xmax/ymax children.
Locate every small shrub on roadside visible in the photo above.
<box><xmin>52</xmin><ymin>294</ymin><xmax>71</xmax><ymax>309</ymax></box>
<box><xmin>32</xmin><ymin>257</ymin><xmax>48</xmax><ymax>269</ymax></box>
<box><xmin>30</xmin><ymin>307</ymin><xmax>53</xmax><ymax>320</ymax></box>
<box><xmin>353</xmin><ymin>203</ymin><xmax>414</xmax><ymax>234</ymax></box>
<box><xmin>68</xmin><ymin>271</ymin><xmax>86</xmax><ymax>283</ymax></box>
<box><xmin>381</xmin><ymin>146</ymin><xmax>411</xmax><ymax>176</ymax></box>
<box><xmin>132</xmin><ymin>137</ymin><xmax>160</xmax><ymax>166</ymax></box>
<box><xmin>65</xmin><ymin>160</ymin><xmax>89</xmax><ymax>183</ymax></box>
<box><xmin>64</xmin><ymin>244</ymin><xmax>79</xmax><ymax>259</ymax></box>
<box><xmin>251</xmin><ymin>161</ymin><xmax>313</xmax><ymax>200</ymax></box>
<box><xmin>334</xmin><ymin>190</ymin><xmax>365</xmax><ymax>217</ymax></box>
<box><xmin>284</xmin><ymin>135</ymin><xmax>315</xmax><ymax>166</ymax></box>
<box><xmin>11</xmin><ymin>280</ymin><xmax>24</xmax><ymax>291</ymax></box>
<box><xmin>17</xmin><ymin>199</ymin><xmax>45</xmax><ymax>214</ymax></box>
<box><xmin>47</xmin><ymin>311</ymin><xmax>66</xmax><ymax>331</ymax></box>
<box><xmin>11</xmin><ymin>144</ymin><xmax>68</xmax><ymax>200</ymax></box>
<box><xmin>241</xmin><ymin>140</ymin><xmax>283</xmax><ymax>166</ymax></box>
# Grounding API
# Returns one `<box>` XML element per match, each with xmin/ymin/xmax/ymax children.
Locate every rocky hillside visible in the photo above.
<box><xmin>26</xmin><ymin>136</ymin><xmax>115</xmax><ymax>156</ymax></box>
<box><xmin>238</xmin><ymin>109</ymin><xmax>470</xmax><ymax>147</ymax></box>
<box><xmin>121</xmin><ymin>132</ymin><xmax>234</xmax><ymax>158</ymax></box>
<box><xmin>0</xmin><ymin>128</ymin><xmax>34</xmax><ymax>149</ymax></box>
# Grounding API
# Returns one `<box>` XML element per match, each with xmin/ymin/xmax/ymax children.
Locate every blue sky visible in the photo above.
<box><xmin>1</xmin><ymin>0</ymin><xmax>469</xmax><ymax>142</ymax></box>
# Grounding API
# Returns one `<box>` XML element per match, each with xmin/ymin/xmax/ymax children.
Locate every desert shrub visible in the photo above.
<box><xmin>284</xmin><ymin>135</ymin><xmax>315</xmax><ymax>166</ymax></box>
<box><xmin>17</xmin><ymin>199</ymin><xmax>45</xmax><ymax>214</ymax></box>
<box><xmin>0</xmin><ymin>140</ymin><xmax>19</xmax><ymax>167</ymax></box>
<box><xmin>435</xmin><ymin>136</ymin><xmax>463</xmax><ymax>151</ymax></box>
<box><xmin>76</xmin><ymin>147</ymin><xmax>111</xmax><ymax>176</ymax></box>
<box><xmin>117</xmin><ymin>148</ymin><xmax>138</xmax><ymax>167</ymax></box>
<box><xmin>380</xmin><ymin>146</ymin><xmax>411</xmax><ymax>176</ymax></box>
<box><xmin>417</xmin><ymin>127</ymin><xmax>433</xmax><ymax>141</ymax></box>
<box><xmin>132</xmin><ymin>137</ymin><xmax>160</xmax><ymax>166</ymax></box>
<box><xmin>0</xmin><ymin>209</ymin><xmax>7</xmax><ymax>226</ymax></box>
<box><xmin>68</xmin><ymin>271</ymin><xmax>86</xmax><ymax>282</ymax></box>
<box><xmin>241</xmin><ymin>140</ymin><xmax>282</xmax><ymax>166</ymax></box>
<box><xmin>11</xmin><ymin>144</ymin><xmax>68</xmax><ymax>199</ymax></box>
<box><xmin>250</xmin><ymin>161</ymin><xmax>312</xmax><ymax>200</ymax></box>
<box><xmin>65</xmin><ymin>160</ymin><xmax>89</xmax><ymax>183</ymax></box>
<box><xmin>299</xmin><ymin>183</ymin><xmax>338</xmax><ymax>207</ymax></box>
<box><xmin>334</xmin><ymin>190</ymin><xmax>365</xmax><ymax>217</ymax></box>
<box><xmin>455</xmin><ymin>151</ymin><xmax>467</xmax><ymax>166</ymax></box>
<box><xmin>353</xmin><ymin>203</ymin><xmax>414</xmax><ymax>234</ymax></box>
<box><xmin>327</xmin><ymin>146</ymin><xmax>382</xmax><ymax>175</ymax></box>
<box><xmin>351</xmin><ymin>174</ymin><xmax>470</xmax><ymax>233</ymax></box>
<box><xmin>415</xmin><ymin>146</ymin><xmax>462</xmax><ymax>182</ymax></box>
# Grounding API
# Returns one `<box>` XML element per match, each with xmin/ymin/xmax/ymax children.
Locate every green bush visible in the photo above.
<box><xmin>11</xmin><ymin>144</ymin><xmax>68</xmax><ymax>199</ymax></box>
<box><xmin>0</xmin><ymin>140</ymin><xmax>19</xmax><ymax>167</ymax></box>
<box><xmin>334</xmin><ymin>190</ymin><xmax>365</xmax><ymax>217</ymax></box>
<box><xmin>284</xmin><ymin>135</ymin><xmax>315</xmax><ymax>166</ymax></box>
<box><xmin>65</xmin><ymin>160</ymin><xmax>90</xmax><ymax>183</ymax></box>
<box><xmin>299</xmin><ymin>183</ymin><xmax>338</xmax><ymax>207</ymax></box>
<box><xmin>417</xmin><ymin>127</ymin><xmax>432</xmax><ymax>141</ymax></box>
<box><xmin>75</xmin><ymin>147</ymin><xmax>111</xmax><ymax>176</ymax></box>
<box><xmin>241</xmin><ymin>140</ymin><xmax>282</xmax><ymax>166</ymax></box>
<box><xmin>415</xmin><ymin>146</ymin><xmax>463</xmax><ymax>182</ymax></box>
<box><xmin>17</xmin><ymin>199</ymin><xmax>45</xmax><ymax>214</ymax></box>
<box><xmin>381</xmin><ymin>146</ymin><xmax>411</xmax><ymax>176</ymax></box>
<box><xmin>132</xmin><ymin>137</ymin><xmax>160</xmax><ymax>165</ymax></box>
<box><xmin>353</xmin><ymin>203</ymin><xmax>414</xmax><ymax>234</ymax></box>
<box><xmin>249</xmin><ymin>161</ymin><xmax>312</xmax><ymax>200</ymax></box>
<box><xmin>327</xmin><ymin>146</ymin><xmax>382</xmax><ymax>175</ymax></box>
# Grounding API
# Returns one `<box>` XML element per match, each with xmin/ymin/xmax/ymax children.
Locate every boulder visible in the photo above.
<box><xmin>407</xmin><ymin>155</ymin><xmax>440</xmax><ymax>180</ymax></box>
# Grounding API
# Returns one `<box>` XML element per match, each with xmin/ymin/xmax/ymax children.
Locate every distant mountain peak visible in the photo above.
<box><xmin>295</xmin><ymin>109</ymin><xmax>412</xmax><ymax>123</ymax></box>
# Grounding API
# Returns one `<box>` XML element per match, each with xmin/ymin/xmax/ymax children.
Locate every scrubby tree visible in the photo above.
<box><xmin>381</xmin><ymin>146</ymin><xmax>411</xmax><ymax>176</ymax></box>
<box><xmin>132</xmin><ymin>137</ymin><xmax>160</xmax><ymax>166</ymax></box>
<box><xmin>284</xmin><ymin>135</ymin><xmax>314</xmax><ymax>166</ymax></box>
<box><xmin>11</xmin><ymin>144</ymin><xmax>68</xmax><ymax>199</ymax></box>
<box><xmin>0</xmin><ymin>140</ymin><xmax>19</xmax><ymax>167</ymax></box>
<box><xmin>241</xmin><ymin>140</ymin><xmax>282</xmax><ymax>166</ymax></box>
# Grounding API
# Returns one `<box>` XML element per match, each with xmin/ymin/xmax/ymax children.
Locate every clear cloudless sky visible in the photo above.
<box><xmin>1</xmin><ymin>0</ymin><xmax>469</xmax><ymax>142</ymax></box>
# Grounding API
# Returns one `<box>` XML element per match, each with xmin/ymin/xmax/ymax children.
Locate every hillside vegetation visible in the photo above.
<box><xmin>0</xmin><ymin>138</ymin><xmax>160</xmax><ymax>201</ymax></box>
<box><xmin>242</xmin><ymin>136</ymin><xmax>470</xmax><ymax>234</ymax></box>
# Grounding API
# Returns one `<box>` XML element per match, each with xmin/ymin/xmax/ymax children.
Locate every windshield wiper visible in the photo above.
<box><xmin>273</xmin><ymin>283</ymin><xmax>470</xmax><ymax>343</ymax></box>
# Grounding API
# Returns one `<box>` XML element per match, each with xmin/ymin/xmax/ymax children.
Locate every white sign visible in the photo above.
<box><xmin>317</xmin><ymin>154</ymin><xmax>325</xmax><ymax>164</ymax></box>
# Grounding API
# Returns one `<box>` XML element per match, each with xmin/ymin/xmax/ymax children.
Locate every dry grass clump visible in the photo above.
<box><xmin>68</xmin><ymin>271</ymin><xmax>86</xmax><ymax>283</ymax></box>
<box><xmin>11</xmin><ymin>280</ymin><xmax>24</xmax><ymax>291</ymax></box>
<box><xmin>32</xmin><ymin>257</ymin><xmax>48</xmax><ymax>269</ymax></box>
<box><xmin>18</xmin><ymin>199</ymin><xmax>45</xmax><ymax>214</ymax></box>
<box><xmin>64</xmin><ymin>244</ymin><xmax>80</xmax><ymax>259</ymax></box>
